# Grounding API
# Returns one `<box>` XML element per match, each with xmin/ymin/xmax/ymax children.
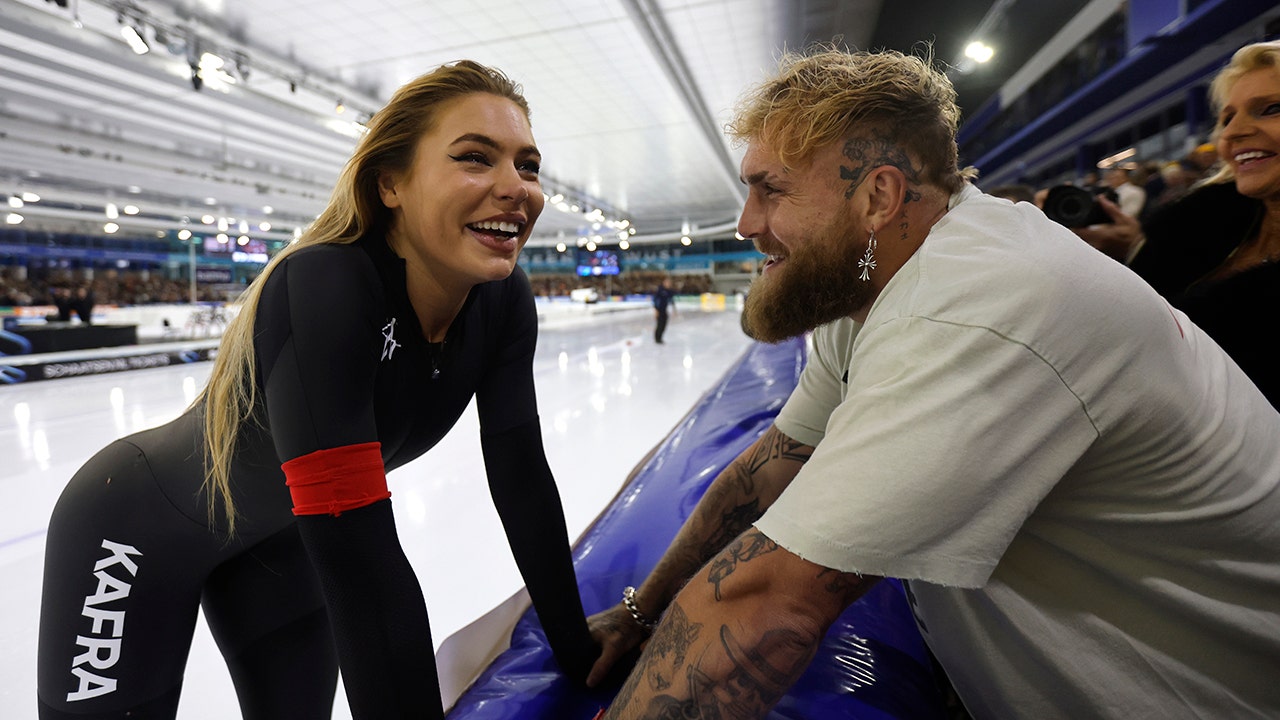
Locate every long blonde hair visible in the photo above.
<box><xmin>199</xmin><ymin>60</ymin><xmax>529</xmax><ymax>534</ymax></box>
<box><xmin>1204</xmin><ymin>40</ymin><xmax>1280</xmax><ymax>186</ymax></box>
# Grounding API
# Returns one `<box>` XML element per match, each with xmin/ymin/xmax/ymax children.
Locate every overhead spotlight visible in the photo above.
<box><xmin>7</xmin><ymin>196</ymin><xmax>23</xmax><ymax>209</ymax></box>
<box><xmin>5</xmin><ymin>213</ymin><xmax>23</xmax><ymax>225</ymax></box>
<box><xmin>201</xmin><ymin>214</ymin><xmax>215</xmax><ymax>224</ymax></box>
<box><xmin>964</xmin><ymin>41</ymin><xmax>994</xmax><ymax>64</ymax></box>
<box><xmin>585</xmin><ymin>241</ymin><xmax>597</xmax><ymax>251</ymax></box>
<box><xmin>121</xmin><ymin>23</ymin><xmax>150</xmax><ymax>55</ymax></box>
<box><xmin>335</xmin><ymin>99</ymin><xmax>346</xmax><ymax>114</ymax></box>
<box><xmin>105</xmin><ymin>202</ymin><xmax>118</xmax><ymax>219</ymax></box>
<box><xmin>680</xmin><ymin>235</ymin><xmax>692</xmax><ymax>246</ymax></box>
<box><xmin>104</xmin><ymin>222</ymin><xmax>120</xmax><ymax>234</ymax></box>
<box><xmin>619</xmin><ymin>239</ymin><xmax>630</xmax><ymax>250</ymax></box>
<box><xmin>555</xmin><ymin>242</ymin><xmax>567</xmax><ymax>253</ymax></box>
<box><xmin>177</xmin><ymin>228</ymin><xmax>192</xmax><ymax>240</ymax></box>
<box><xmin>21</xmin><ymin>192</ymin><xmax>40</xmax><ymax>203</ymax></box>
<box><xmin>548</xmin><ymin>193</ymin><xmax>564</xmax><ymax>204</ymax></box>
<box><xmin>237</xmin><ymin>235</ymin><xmax>249</xmax><ymax>246</ymax></box>
<box><xmin>123</xmin><ymin>205</ymin><xmax>139</xmax><ymax>215</ymax></box>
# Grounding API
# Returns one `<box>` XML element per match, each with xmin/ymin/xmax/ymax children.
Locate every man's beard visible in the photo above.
<box><xmin>741</xmin><ymin>225</ymin><xmax>872</xmax><ymax>343</ymax></box>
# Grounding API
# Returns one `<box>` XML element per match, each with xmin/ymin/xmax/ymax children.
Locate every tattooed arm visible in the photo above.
<box><xmin>586</xmin><ymin>425</ymin><xmax>813</xmax><ymax>687</ymax></box>
<box><xmin>603</xmin><ymin>528</ymin><xmax>878</xmax><ymax>719</ymax></box>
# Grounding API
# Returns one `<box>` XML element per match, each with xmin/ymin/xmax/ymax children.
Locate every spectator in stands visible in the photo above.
<box><xmin>48</xmin><ymin>286</ymin><xmax>73</xmax><ymax>322</ymax></box>
<box><xmin>586</xmin><ymin>45</ymin><xmax>1280</xmax><ymax>720</ymax></box>
<box><xmin>652</xmin><ymin>275</ymin><xmax>675</xmax><ymax>344</ymax></box>
<box><xmin>1076</xmin><ymin>40</ymin><xmax>1280</xmax><ymax>409</ymax></box>
<box><xmin>1103</xmin><ymin>165</ymin><xmax>1147</xmax><ymax>217</ymax></box>
<box><xmin>71</xmin><ymin>286</ymin><xmax>94</xmax><ymax>325</ymax></box>
<box><xmin>38</xmin><ymin>60</ymin><xmax>596</xmax><ymax>720</ymax></box>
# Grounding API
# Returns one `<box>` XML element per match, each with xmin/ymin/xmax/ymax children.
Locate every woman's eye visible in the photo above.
<box><xmin>519</xmin><ymin>160</ymin><xmax>541</xmax><ymax>176</ymax></box>
<box><xmin>1264</xmin><ymin>103</ymin><xmax>1280</xmax><ymax>115</ymax></box>
<box><xmin>450</xmin><ymin>152</ymin><xmax>490</xmax><ymax>165</ymax></box>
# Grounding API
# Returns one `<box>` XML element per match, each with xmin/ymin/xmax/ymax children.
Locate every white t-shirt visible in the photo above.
<box><xmin>755</xmin><ymin>185</ymin><xmax>1280</xmax><ymax>719</ymax></box>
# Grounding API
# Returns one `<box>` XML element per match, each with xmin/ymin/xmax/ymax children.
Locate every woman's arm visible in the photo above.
<box><xmin>481</xmin><ymin>420</ymin><xmax>598</xmax><ymax>682</ymax></box>
<box><xmin>258</xmin><ymin>248</ymin><xmax>444</xmax><ymax>718</ymax></box>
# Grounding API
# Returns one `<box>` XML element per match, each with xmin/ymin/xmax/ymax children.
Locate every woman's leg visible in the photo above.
<box><xmin>201</xmin><ymin>524</ymin><xmax>340</xmax><ymax>720</ymax></box>
<box><xmin>37</xmin><ymin>440</ymin><xmax>208</xmax><ymax>719</ymax></box>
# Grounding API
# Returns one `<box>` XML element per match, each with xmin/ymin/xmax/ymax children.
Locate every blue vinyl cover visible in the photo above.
<box><xmin>448</xmin><ymin>338</ymin><xmax>948</xmax><ymax>719</ymax></box>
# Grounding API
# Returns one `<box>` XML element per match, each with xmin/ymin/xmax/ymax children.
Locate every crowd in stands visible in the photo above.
<box><xmin>2</xmin><ymin>266</ymin><xmax>718</xmax><ymax>311</ymax></box>
<box><xmin>984</xmin><ymin>142</ymin><xmax>1223</xmax><ymax>224</ymax></box>
<box><xmin>527</xmin><ymin>270</ymin><xmax>714</xmax><ymax>299</ymax></box>
<box><xmin>0</xmin><ymin>268</ymin><xmax>223</xmax><ymax>308</ymax></box>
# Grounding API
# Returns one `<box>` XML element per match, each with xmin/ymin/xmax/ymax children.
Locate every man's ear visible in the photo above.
<box><xmin>862</xmin><ymin>165</ymin><xmax>908</xmax><ymax>230</ymax></box>
<box><xmin>377</xmin><ymin>170</ymin><xmax>401</xmax><ymax>209</ymax></box>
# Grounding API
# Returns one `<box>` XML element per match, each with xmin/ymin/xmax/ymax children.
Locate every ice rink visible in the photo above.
<box><xmin>0</xmin><ymin>304</ymin><xmax>755</xmax><ymax>719</ymax></box>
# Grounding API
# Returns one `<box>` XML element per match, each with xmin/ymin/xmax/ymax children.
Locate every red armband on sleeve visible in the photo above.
<box><xmin>282</xmin><ymin>442</ymin><xmax>390</xmax><ymax>516</ymax></box>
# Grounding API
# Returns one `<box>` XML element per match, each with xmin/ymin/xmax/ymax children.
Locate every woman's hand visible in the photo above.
<box><xmin>1073</xmin><ymin>195</ymin><xmax>1145</xmax><ymax>263</ymax></box>
<box><xmin>585</xmin><ymin>603</ymin><xmax>649</xmax><ymax>688</ymax></box>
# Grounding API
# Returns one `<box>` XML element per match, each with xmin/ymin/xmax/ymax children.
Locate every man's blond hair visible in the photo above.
<box><xmin>727</xmin><ymin>45</ymin><xmax>973</xmax><ymax>192</ymax></box>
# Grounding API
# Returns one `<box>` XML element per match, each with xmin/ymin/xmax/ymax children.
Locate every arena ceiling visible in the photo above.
<box><xmin>0</xmin><ymin>0</ymin><xmax>1083</xmax><ymax>249</ymax></box>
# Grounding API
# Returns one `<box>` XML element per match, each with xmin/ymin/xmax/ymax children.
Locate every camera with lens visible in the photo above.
<box><xmin>1042</xmin><ymin>185</ymin><xmax>1119</xmax><ymax>228</ymax></box>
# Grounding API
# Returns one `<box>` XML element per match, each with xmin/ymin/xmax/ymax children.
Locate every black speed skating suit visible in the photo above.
<box><xmin>38</xmin><ymin>234</ymin><xmax>595</xmax><ymax>719</ymax></box>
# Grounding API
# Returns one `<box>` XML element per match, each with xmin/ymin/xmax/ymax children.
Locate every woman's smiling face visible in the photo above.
<box><xmin>1218</xmin><ymin>67</ymin><xmax>1280</xmax><ymax>201</ymax></box>
<box><xmin>378</xmin><ymin>92</ymin><xmax>545</xmax><ymax>289</ymax></box>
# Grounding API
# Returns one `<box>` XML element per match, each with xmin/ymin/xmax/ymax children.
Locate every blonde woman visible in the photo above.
<box><xmin>38</xmin><ymin>60</ymin><xmax>596</xmax><ymax>719</ymax></box>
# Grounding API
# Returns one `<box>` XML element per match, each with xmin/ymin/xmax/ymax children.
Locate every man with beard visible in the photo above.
<box><xmin>584</xmin><ymin>47</ymin><xmax>1280</xmax><ymax>720</ymax></box>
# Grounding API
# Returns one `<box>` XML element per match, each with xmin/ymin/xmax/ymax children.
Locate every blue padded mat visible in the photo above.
<box><xmin>448</xmin><ymin>338</ymin><xmax>948</xmax><ymax>719</ymax></box>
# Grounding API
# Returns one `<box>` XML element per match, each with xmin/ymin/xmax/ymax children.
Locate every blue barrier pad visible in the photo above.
<box><xmin>448</xmin><ymin>338</ymin><xmax>948</xmax><ymax>719</ymax></box>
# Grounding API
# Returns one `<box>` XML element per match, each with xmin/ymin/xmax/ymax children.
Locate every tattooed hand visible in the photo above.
<box><xmin>586</xmin><ymin>603</ymin><xmax>651</xmax><ymax>688</ymax></box>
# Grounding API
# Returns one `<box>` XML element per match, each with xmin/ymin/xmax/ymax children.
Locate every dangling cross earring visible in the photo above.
<box><xmin>858</xmin><ymin>231</ymin><xmax>877</xmax><ymax>281</ymax></box>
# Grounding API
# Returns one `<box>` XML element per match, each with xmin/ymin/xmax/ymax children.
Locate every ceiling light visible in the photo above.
<box><xmin>123</xmin><ymin>205</ymin><xmax>139</xmax><ymax>215</ymax></box>
<box><xmin>104</xmin><ymin>222</ymin><xmax>119</xmax><ymax>234</ymax></box>
<box><xmin>201</xmin><ymin>214</ymin><xmax>215</xmax><ymax>224</ymax></box>
<box><xmin>5</xmin><ymin>213</ymin><xmax>23</xmax><ymax>225</ymax></box>
<box><xmin>335</xmin><ymin>99</ymin><xmax>346</xmax><ymax>114</ymax></box>
<box><xmin>619</xmin><ymin>240</ymin><xmax>630</xmax><ymax>250</ymax></box>
<box><xmin>7</xmin><ymin>196</ymin><xmax>23</xmax><ymax>209</ymax></box>
<box><xmin>555</xmin><ymin>242</ymin><xmax>567</xmax><ymax>252</ymax></box>
<box><xmin>121</xmin><ymin>24</ymin><xmax>149</xmax><ymax>55</ymax></box>
<box><xmin>237</xmin><ymin>235</ymin><xmax>249</xmax><ymax>245</ymax></box>
<box><xmin>216</xmin><ymin>233</ymin><xmax>228</xmax><ymax>243</ymax></box>
<box><xmin>259</xmin><ymin>221</ymin><xmax>271</xmax><ymax>231</ymax></box>
<box><xmin>177</xmin><ymin>228</ymin><xmax>192</xmax><ymax>240</ymax></box>
<box><xmin>680</xmin><ymin>235</ymin><xmax>692</xmax><ymax>246</ymax></box>
<box><xmin>105</xmin><ymin>202</ymin><xmax>118</xmax><ymax>219</ymax></box>
<box><xmin>585</xmin><ymin>241</ymin><xmax>597</xmax><ymax>251</ymax></box>
<box><xmin>262</xmin><ymin>205</ymin><xmax>273</xmax><ymax>214</ymax></box>
<box><xmin>964</xmin><ymin>41</ymin><xmax>994</xmax><ymax>64</ymax></box>
<box><xmin>21</xmin><ymin>192</ymin><xmax>40</xmax><ymax>203</ymax></box>
<box><xmin>548</xmin><ymin>194</ymin><xmax>564</xmax><ymax>204</ymax></box>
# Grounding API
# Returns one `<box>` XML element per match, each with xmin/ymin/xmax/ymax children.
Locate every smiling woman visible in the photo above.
<box><xmin>36</xmin><ymin>60</ymin><xmax>598</xmax><ymax>720</ymax></box>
